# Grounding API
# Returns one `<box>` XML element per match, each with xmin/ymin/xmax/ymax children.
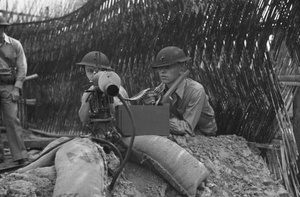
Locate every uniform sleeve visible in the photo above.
<box><xmin>169</xmin><ymin>88</ymin><xmax>207</xmax><ymax>136</ymax></box>
<box><xmin>13</xmin><ymin>40</ymin><xmax>27</xmax><ymax>89</ymax></box>
<box><xmin>78</xmin><ymin>86</ymin><xmax>94</xmax><ymax>124</ymax></box>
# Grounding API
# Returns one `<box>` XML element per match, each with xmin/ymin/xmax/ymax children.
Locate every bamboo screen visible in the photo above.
<box><xmin>3</xmin><ymin>0</ymin><xmax>289</xmax><ymax>138</ymax></box>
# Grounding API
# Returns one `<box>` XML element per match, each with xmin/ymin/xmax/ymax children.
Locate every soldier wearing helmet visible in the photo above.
<box><xmin>76</xmin><ymin>51</ymin><xmax>112</xmax><ymax>81</ymax></box>
<box><xmin>142</xmin><ymin>46</ymin><xmax>217</xmax><ymax>136</ymax></box>
<box><xmin>77</xmin><ymin>51</ymin><xmax>129</xmax><ymax>124</ymax></box>
<box><xmin>0</xmin><ymin>15</ymin><xmax>29</xmax><ymax>165</ymax></box>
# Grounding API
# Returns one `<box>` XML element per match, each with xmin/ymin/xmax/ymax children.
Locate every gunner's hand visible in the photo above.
<box><xmin>142</xmin><ymin>90</ymin><xmax>158</xmax><ymax>105</ymax></box>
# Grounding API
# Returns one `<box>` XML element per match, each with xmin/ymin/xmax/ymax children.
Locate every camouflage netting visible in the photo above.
<box><xmin>2</xmin><ymin>0</ymin><xmax>300</xmax><ymax>195</ymax></box>
<box><xmin>3</xmin><ymin>0</ymin><xmax>297</xmax><ymax>139</ymax></box>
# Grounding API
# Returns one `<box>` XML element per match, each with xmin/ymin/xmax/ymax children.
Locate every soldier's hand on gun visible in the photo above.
<box><xmin>142</xmin><ymin>90</ymin><xmax>158</xmax><ymax>105</ymax></box>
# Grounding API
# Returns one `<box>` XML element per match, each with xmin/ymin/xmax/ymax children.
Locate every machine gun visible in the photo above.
<box><xmin>84</xmin><ymin>71</ymin><xmax>121</xmax><ymax>137</ymax></box>
<box><xmin>83</xmin><ymin>69</ymin><xmax>189</xmax><ymax>189</ymax></box>
<box><xmin>83</xmin><ymin>70</ymin><xmax>136</xmax><ymax>190</ymax></box>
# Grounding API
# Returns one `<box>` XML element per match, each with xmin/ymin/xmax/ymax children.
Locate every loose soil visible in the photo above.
<box><xmin>0</xmin><ymin>134</ymin><xmax>291</xmax><ymax>197</ymax></box>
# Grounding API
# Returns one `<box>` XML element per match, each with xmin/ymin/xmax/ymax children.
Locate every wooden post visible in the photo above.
<box><xmin>278</xmin><ymin>75</ymin><xmax>300</xmax><ymax>82</ymax></box>
<box><xmin>278</xmin><ymin>75</ymin><xmax>300</xmax><ymax>86</ymax></box>
<box><xmin>293</xmin><ymin>88</ymin><xmax>300</xmax><ymax>171</ymax></box>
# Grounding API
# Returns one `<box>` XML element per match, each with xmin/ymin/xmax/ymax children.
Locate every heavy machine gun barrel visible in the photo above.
<box><xmin>90</xmin><ymin>71</ymin><xmax>121</xmax><ymax>97</ymax></box>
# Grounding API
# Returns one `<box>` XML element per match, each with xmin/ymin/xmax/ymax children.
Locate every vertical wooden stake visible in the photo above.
<box><xmin>293</xmin><ymin>87</ymin><xmax>300</xmax><ymax>172</ymax></box>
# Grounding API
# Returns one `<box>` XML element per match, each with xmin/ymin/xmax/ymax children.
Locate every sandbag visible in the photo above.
<box><xmin>17</xmin><ymin>137</ymin><xmax>71</xmax><ymax>173</ymax></box>
<box><xmin>53</xmin><ymin>137</ymin><xmax>107</xmax><ymax>197</ymax></box>
<box><xmin>122</xmin><ymin>135</ymin><xmax>210</xmax><ymax>197</ymax></box>
<box><xmin>40</xmin><ymin>137</ymin><xmax>71</xmax><ymax>155</ymax></box>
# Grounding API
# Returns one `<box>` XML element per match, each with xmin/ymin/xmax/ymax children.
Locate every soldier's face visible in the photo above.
<box><xmin>156</xmin><ymin>63</ymin><xmax>182</xmax><ymax>87</ymax></box>
<box><xmin>85</xmin><ymin>65</ymin><xmax>98</xmax><ymax>81</ymax></box>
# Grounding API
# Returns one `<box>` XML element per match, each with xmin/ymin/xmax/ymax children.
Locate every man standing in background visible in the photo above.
<box><xmin>0</xmin><ymin>15</ymin><xmax>28</xmax><ymax>165</ymax></box>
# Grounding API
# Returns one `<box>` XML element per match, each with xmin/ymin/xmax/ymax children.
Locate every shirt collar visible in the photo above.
<box><xmin>162</xmin><ymin>78</ymin><xmax>186</xmax><ymax>99</ymax></box>
<box><xmin>175</xmin><ymin>79</ymin><xmax>186</xmax><ymax>99</ymax></box>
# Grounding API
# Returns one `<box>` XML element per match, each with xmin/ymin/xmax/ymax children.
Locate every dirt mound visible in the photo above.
<box><xmin>0</xmin><ymin>135</ymin><xmax>290</xmax><ymax>197</ymax></box>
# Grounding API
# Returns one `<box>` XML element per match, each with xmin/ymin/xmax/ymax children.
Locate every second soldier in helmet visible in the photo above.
<box><xmin>76</xmin><ymin>51</ymin><xmax>129</xmax><ymax>124</ymax></box>
<box><xmin>142</xmin><ymin>46</ymin><xmax>217</xmax><ymax>136</ymax></box>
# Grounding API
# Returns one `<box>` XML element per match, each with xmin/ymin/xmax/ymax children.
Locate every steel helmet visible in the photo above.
<box><xmin>0</xmin><ymin>15</ymin><xmax>10</xmax><ymax>26</ymax></box>
<box><xmin>76</xmin><ymin>51</ymin><xmax>111</xmax><ymax>70</ymax></box>
<box><xmin>151</xmin><ymin>46</ymin><xmax>191</xmax><ymax>68</ymax></box>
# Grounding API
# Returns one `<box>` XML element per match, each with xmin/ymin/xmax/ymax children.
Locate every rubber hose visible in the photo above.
<box><xmin>109</xmin><ymin>94</ymin><xmax>136</xmax><ymax>190</ymax></box>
